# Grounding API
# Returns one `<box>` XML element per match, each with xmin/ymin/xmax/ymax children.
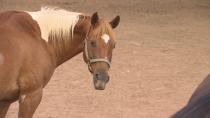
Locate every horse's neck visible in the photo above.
<box><xmin>48</xmin><ymin>32</ymin><xmax>85</xmax><ymax>66</ymax></box>
<box><xmin>47</xmin><ymin>16</ymin><xmax>90</xmax><ymax>67</ymax></box>
<box><xmin>27</xmin><ymin>9</ymin><xmax>89</xmax><ymax>67</ymax></box>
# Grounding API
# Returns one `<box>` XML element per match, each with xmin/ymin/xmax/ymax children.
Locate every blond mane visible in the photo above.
<box><xmin>27</xmin><ymin>7</ymin><xmax>81</xmax><ymax>42</ymax></box>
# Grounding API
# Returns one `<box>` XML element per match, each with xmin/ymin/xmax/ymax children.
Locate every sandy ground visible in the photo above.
<box><xmin>1</xmin><ymin>0</ymin><xmax>210</xmax><ymax>118</ymax></box>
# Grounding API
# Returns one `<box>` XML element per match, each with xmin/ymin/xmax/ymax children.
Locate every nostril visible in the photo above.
<box><xmin>95</xmin><ymin>73</ymin><xmax>100</xmax><ymax>78</ymax></box>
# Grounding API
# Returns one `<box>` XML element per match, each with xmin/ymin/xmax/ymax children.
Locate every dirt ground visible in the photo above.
<box><xmin>1</xmin><ymin>0</ymin><xmax>210</xmax><ymax>118</ymax></box>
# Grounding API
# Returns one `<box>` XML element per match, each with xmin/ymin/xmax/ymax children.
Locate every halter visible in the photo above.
<box><xmin>84</xmin><ymin>39</ymin><xmax>111</xmax><ymax>72</ymax></box>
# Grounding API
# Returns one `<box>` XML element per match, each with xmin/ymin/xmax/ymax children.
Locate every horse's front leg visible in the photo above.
<box><xmin>18</xmin><ymin>88</ymin><xmax>43</xmax><ymax>118</ymax></box>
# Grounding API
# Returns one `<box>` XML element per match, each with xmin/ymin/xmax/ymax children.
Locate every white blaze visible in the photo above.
<box><xmin>101</xmin><ymin>34</ymin><xmax>110</xmax><ymax>44</ymax></box>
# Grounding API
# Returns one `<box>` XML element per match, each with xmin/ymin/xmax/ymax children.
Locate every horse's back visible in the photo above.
<box><xmin>188</xmin><ymin>74</ymin><xmax>210</xmax><ymax>103</ymax></box>
<box><xmin>172</xmin><ymin>74</ymin><xmax>210</xmax><ymax>118</ymax></box>
<box><xmin>172</xmin><ymin>93</ymin><xmax>210</xmax><ymax>118</ymax></box>
<box><xmin>0</xmin><ymin>10</ymin><xmax>41</xmax><ymax>38</ymax></box>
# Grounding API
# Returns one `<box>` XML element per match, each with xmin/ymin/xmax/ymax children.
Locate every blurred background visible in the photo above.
<box><xmin>1</xmin><ymin>0</ymin><xmax>210</xmax><ymax>118</ymax></box>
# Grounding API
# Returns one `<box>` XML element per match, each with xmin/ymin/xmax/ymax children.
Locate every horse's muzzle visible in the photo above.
<box><xmin>93</xmin><ymin>71</ymin><xmax>109</xmax><ymax>90</ymax></box>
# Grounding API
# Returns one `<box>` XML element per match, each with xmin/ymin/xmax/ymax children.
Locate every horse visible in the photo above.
<box><xmin>171</xmin><ymin>74</ymin><xmax>210</xmax><ymax>118</ymax></box>
<box><xmin>0</xmin><ymin>7</ymin><xmax>120</xmax><ymax>118</ymax></box>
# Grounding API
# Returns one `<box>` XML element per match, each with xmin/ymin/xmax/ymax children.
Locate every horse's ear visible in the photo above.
<box><xmin>110</xmin><ymin>16</ymin><xmax>120</xmax><ymax>29</ymax></box>
<box><xmin>91</xmin><ymin>12</ymin><xmax>99</xmax><ymax>26</ymax></box>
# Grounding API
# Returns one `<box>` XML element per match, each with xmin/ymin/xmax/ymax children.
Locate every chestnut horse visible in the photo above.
<box><xmin>0</xmin><ymin>7</ymin><xmax>120</xmax><ymax>118</ymax></box>
<box><xmin>172</xmin><ymin>74</ymin><xmax>210</xmax><ymax>118</ymax></box>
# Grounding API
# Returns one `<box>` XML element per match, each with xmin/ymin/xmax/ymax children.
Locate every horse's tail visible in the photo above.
<box><xmin>171</xmin><ymin>93</ymin><xmax>210</xmax><ymax>118</ymax></box>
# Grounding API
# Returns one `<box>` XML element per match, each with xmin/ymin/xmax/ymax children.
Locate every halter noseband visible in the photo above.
<box><xmin>84</xmin><ymin>39</ymin><xmax>111</xmax><ymax>72</ymax></box>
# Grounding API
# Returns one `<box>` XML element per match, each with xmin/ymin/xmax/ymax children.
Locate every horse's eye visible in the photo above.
<box><xmin>90</xmin><ymin>41</ymin><xmax>96</xmax><ymax>47</ymax></box>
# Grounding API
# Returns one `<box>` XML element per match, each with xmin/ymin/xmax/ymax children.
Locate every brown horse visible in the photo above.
<box><xmin>0</xmin><ymin>7</ymin><xmax>120</xmax><ymax>118</ymax></box>
<box><xmin>171</xmin><ymin>74</ymin><xmax>210</xmax><ymax>118</ymax></box>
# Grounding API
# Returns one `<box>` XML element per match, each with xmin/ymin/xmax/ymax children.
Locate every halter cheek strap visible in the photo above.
<box><xmin>84</xmin><ymin>39</ymin><xmax>111</xmax><ymax>70</ymax></box>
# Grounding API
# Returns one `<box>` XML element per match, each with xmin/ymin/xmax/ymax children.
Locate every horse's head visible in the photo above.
<box><xmin>83</xmin><ymin>12</ymin><xmax>120</xmax><ymax>90</ymax></box>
